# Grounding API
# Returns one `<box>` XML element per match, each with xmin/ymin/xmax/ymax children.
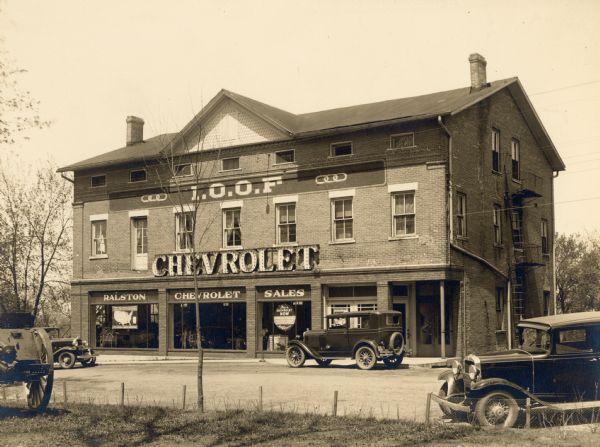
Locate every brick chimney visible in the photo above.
<box><xmin>126</xmin><ymin>116</ymin><xmax>144</xmax><ymax>145</ymax></box>
<box><xmin>468</xmin><ymin>53</ymin><xmax>488</xmax><ymax>91</ymax></box>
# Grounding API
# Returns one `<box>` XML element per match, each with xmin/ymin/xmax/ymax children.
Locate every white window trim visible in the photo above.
<box><xmin>221</xmin><ymin>157</ymin><xmax>241</xmax><ymax>172</ymax></box>
<box><xmin>129</xmin><ymin>209</ymin><xmax>149</xmax><ymax>218</ymax></box>
<box><xmin>389</xmin><ymin>132</ymin><xmax>416</xmax><ymax>149</ymax></box>
<box><xmin>90</xmin><ymin>213</ymin><xmax>108</xmax><ymax>222</ymax></box>
<box><xmin>329</xmin><ymin>189</ymin><xmax>355</xmax><ymax>199</ymax></box>
<box><xmin>273</xmin><ymin>149</ymin><xmax>296</xmax><ymax>165</ymax></box>
<box><xmin>276</xmin><ymin>202</ymin><xmax>297</xmax><ymax>245</ymax></box>
<box><xmin>331</xmin><ymin>197</ymin><xmax>354</xmax><ymax>243</ymax></box>
<box><xmin>172</xmin><ymin>204</ymin><xmax>194</xmax><ymax>213</ymax></box>
<box><xmin>90</xmin><ymin>174</ymin><xmax>107</xmax><ymax>188</ymax></box>
<box><xmin>388</xmin><ymin>183</ymin><xmax>418</xmax><ymax>193</ymax></box>
<box><xmin>221</xmin><ymin>200</ymin><xmax>244</xmax><ymax>209</ymax></box>
<box><xmin>391</xmin><ymin>191</ymin><xmax>416</xmax><ymax>238</ymax></box>
<box><xmin>129</xmin><ymin>168</ymin><xmax>148</xmax><ymax>183</ymax></box>
<box><xmin>174</xmin><ymin>163</ymin><xmax>193</xmax><ymax>177</ymax></box>
<box><xmin>222</xmin><ymin>208</ymin><xmax>242</xmax><ymax>249</ymax></box>
<box><xmin>273</xmin><ymin>195</ymin><xmax>298</xmax><ymax>204</ymax></box>
<box><xmin>330</xmin><ymin>141</ymin><xmax>353</xmax><ymax>157</ymax></box>
<box><xmin>175</xmin><ymin>211</ymin><xmax>194</xmax><ymax>252</ymax></box>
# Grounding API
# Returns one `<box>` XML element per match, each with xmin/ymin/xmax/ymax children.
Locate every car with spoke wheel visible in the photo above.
<box><xmin>286</xmin><ymin>311</ymin><xmax>405</xmax><ymax>370</ymax></box>
<box><xmin>43</xmin><ymin>328</ymin><xmax>97</xmax><ymax>369</ymax></box>
<box><xmin>434</xmin><ymin>311</ymin><xmax>600</xmax><ymax>427</ymax></box>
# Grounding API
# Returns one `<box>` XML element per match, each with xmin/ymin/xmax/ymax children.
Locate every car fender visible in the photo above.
<box><xmin>468</xmin><ymin>377</ymin><xmax>534</xmax><ymax>402</ymax></box>
<box><xmin>351</xmin><ymin>340</ymin><xmax>380</xmax><ymax>358</ymax></box>
<box><xmin>53</xmin><ymin>346</ymin><xmax>75</xmax><ymax>360</ymax></box>
<box><xmin>438</xmin><ymin>369</ymin><xmax>454</xmax><ymax>381</ymax></box>
<box><xmin>287</xmin><ymin>340</ymin><xmax>322</xmax><ymax>360</ymax></box>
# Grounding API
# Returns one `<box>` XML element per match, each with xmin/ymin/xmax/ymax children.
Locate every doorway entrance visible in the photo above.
<box><xmin>415</xmin><ymin>281</ymin><xmax>454</xmax><ymax>357</ymax></box>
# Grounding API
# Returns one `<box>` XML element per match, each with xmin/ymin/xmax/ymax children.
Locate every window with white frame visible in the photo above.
<box><xmin>496</xmin><ymin>287</ymin><xmax>506</xmax><ymax>330</ymax></box>
<box><xmin>276</xmin><ymin>203</ymin><xmax>296</xmax><ymax>244</ymax></box>
<box><xmin>175</xmin><ymin>212</ymin><xmax>194</xmax><ymax>251</ymax></box>
<box><xmin>492</xmin><ymin>128</ymin><xmax>501</xmax><ymax>172</ymax></box>
<box><xmin>541</xmin><ymin>219</ymin><xmax>549</xmax><ymax>254</ymax></box>
<box><xmin>332</xmin><ymin>198</ymin><xmax>353</xmax><ymax>241</ymax></box>
<box><xmin>390</xmin><ymin>133</ymin><xmax>415</xmax><ymax>149</ymax></box>
<box><xmin>222</xmin><ymin>157</ymin><xmax>240</xmax><ymax>171</ymax></box>
<box><xmin>91</xmin><ymin>220</ymin><xmax>107</xmax><ymax>256</ymax></box>
<box><xmin>130</xmin><ymin>169</ymin><xmax>147</xmax><ymax>182</ymax></box>
<box><xmin>456</xmin><ymin>193</ymin><xmax>467</xmax><ymax>237</ymax></box>
<box><xmin>511</xmin><ymin>139</ymin><xmax>520</xmax><ymax>181</ymax></box>
<box><xmin>174</xmin><ymin>163</ymin><xmax>193</xmax><ymax>177</ymax></box>
<box><xmin>223</xmin><ymin>208</ymin><xmax>242</xmax><ymax>248</ymax></box>
<box><xmin>331</xmin><ymin>142</ymin><xmax>352</xmax><ymax>157</ymax></box>
<box><xmin>493</xmin><ymin>204</ymin><xmax>502</xmax><ymax>245</ymax></box>
<box><xmin>392</xmin><ymin>192</ymin><xmax>416</xmax><ymax>236</ymax></box>
<box><xmin>274</xmin><ymin>149</ymin><xmax>295</xmax><ymax>164</ymax></box>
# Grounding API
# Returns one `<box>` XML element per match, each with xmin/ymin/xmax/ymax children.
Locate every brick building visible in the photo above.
<box><xmin>59</xmin><ymin>54</ymin><xmax>564</xmax><ymax>358</ymax></box>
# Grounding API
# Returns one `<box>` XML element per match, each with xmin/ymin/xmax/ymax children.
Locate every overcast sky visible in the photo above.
<box><xmin>1</xmin><ymin>0</ymin><xmax>599</xmax><ymax>234</ymax></box>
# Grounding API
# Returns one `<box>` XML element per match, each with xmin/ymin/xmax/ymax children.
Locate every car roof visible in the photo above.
<box><xmin>519</xmin><ymin>311</ymin><xmax>600</xmax><ymax>329</ymax></box>
<box><xmin>325</xmin><ymin>310</ymin><xmax>402</xmax><ymax>318</ymax></box>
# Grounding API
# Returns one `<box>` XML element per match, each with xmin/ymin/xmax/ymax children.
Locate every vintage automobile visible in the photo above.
<box><xmin>285</xmin><ymin>310</ymin><xmax>405</xmax><ymax>370</ymax></box>
<box><xmin>43</xmin><ymin>327</ymin><xmax>97</xmax><ymax>369</ymax></box>
<box><xmin>0</xmin><ymin>312</ymin><xmax>54</xmax><ymax>412</ymax></box>
<box><xmin>434</xmin><ymin>311</ymin><xmax>600</xmax><ymax>427</ymax></box>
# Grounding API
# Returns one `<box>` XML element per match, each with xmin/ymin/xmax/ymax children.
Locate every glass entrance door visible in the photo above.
<box><xmin>132</xmin><ymin>217</ymin><xmax>148</xmax><ymax>270</ymax></box>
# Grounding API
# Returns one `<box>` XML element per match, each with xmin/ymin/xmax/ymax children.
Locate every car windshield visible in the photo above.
<box><xmin>518</xmin><ymin>326</ymin><xmax>550</xmax><ymax>353</ymax></box>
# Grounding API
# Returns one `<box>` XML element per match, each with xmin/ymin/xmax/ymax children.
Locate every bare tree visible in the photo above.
<box><xmin>0</xmin><ymin>159</ymin><xmax>72</xmax><ymax>320</ymax></box>
<box><xmin>151</xmin><ymin>130</ymin><xmax>222</xmax><ymax>412</ymax></box>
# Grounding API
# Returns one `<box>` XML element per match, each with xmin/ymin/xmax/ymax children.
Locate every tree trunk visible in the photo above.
<box><xmin>195</xmin><ymin>294</ymin><xmax>204</xmax><ymax>412</ymax></box>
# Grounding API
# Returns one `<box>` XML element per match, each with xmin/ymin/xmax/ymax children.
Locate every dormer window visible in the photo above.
<box><xmin>130</xmin><ymin>169</ymin><xmax>147</xmax><ymax>183</ymax></box>
<box><xmin>390</xmin><ymin>133</ymin><xmax>415</xmax><ymax>149</ymax></box>
<box><xmin>331</xmin><ymin>142</ymin><xmax>352</xmax><ymax>157</ymax></box>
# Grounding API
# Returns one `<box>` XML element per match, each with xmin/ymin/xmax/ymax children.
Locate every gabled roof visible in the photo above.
<box><xmin>58</xmin><ymin>78</ymin><xmax>565</xmax><ymax>172</ymax></box>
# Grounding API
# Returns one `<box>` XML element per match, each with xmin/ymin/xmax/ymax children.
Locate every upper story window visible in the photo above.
<box><xmin>174</xmin><ymin>163</ymin><xmax>193</xmax><ymax>177</ymax></box>
<box><xmin>175</xmin><ymin>211</ymin><xmax>194</xmax><ymax>251</ymax></box>
<box><xmin>276</xmin><ymin>203</ymin><xmax>297</xmax><ymax>244</ymax></box>
<box><xmin>91</xmin><ymin>175</ymin><xmax>106</xmax><ymax>188</ymax></box>
<box><xmin>511</xmin><ymin>139</ymin><xmax>521</xmax><ymax>181</ymax></box>
<box><xmin>331</xmin><ymin>142</ymin><xmax>352</xmax><ymax>157</ymax></box>
<box><xmin>492</xmin><ymin>128</ymin><xmax>501</xmax><ymax>173</ymax></box>
<box><xmin>541</xmin><ymin>219</ymin><xmax>549</xmax><ymax>255</ymax></box>
<box><xmin>456</xmin><ymin>193</ymin><xmax>467</xmax><ymax>238</ymax></box>
<box><xmin>222</xmin><ymin>157</ymin><xmax>240</xmax><ymax>172</ymax></box>
<box><xmin>274</xmin><ymin>149</ymin><xmax>295</xmax><ymax>165</ymax></box>
<box><xmin>392</xmin><ymin>192</ymin><xmax>416</xmax><ymax>237</ymax></box>
<box><xmin>493</xmin><ymin>204</ymin><xmax>502</xmax><ymax>245</ymax></box>
<box><xmin>91</xmin><ymin>220</ymin><xmax>107</xmax><ymax>257</ymax></box>
<box><xmin>496</xmin><ymin>287</ymin><xmax>506</xmax><ymax>331</ymax></box>
<box><xmin>331</xmin><ymin>198</ymin><xmax>353</xmax><ymax>241</ymax></box>
<box><xmin>390</xmin><ymin>132</ymin><xmax>415</xmax><ymax>149</ymax></box>
<box><xmin>130</xmin><ymin>169</ymin><xmax>147</xmax><ymax>183</ymax></box>
<box><xmin>223</xmin><ymin>208</ymin><xmax>242</xmax><ymax>248</ymax></box>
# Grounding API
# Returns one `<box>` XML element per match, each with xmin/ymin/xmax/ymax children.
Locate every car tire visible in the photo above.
<box><xmin>58</xmin><ymin>352</ymin><xmax>76</xmax><ymax>369</ymax></box>
<box><xmin>383</xmin><ymin>354</ymin><xmax>404</xmax><ymax>369</ymax></box>
<box><xmin>286</xmin><ymin>346</ymin><xmax>306</xmax><ymax>368</ymax></box>
<box><xmin>355</xmin><ymin>345</ymin><xmax>377</xmax><ymax>370</ymax></box>
<box><xmin>474</xmin><ymin>391</ymin><xmax>520</xmax><ymax>427</ymax></box>
<box><xmin>315</xmin><ymin>359</ymin><xmax>332</xmax><ymax>367</ymax></box>
<box><xmin>81</xmin><ymin>358</ymin><xmax>96</xmax><ymax>367</ymax></box>
<box><xmin>388</xmin><ymin>332</ymin><xmax>405</xmax><ymax>355</ymax></box>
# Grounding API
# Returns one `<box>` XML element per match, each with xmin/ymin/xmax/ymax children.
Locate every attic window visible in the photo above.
<box><xmin>222</xmin><ymin>157</ymin><xmax>240</xmax><ymax>171</ymax></box>
<box><xmin>274</xmin><ymin>149</ymin><xmax>295</xmax><ymax>164</ymax></box>
<box><xmin>331</xmin><ymin>142</ymin><xmax>352</xmax><ymax>157</ymax></box>
<box><xmin>91</xmin><ymin>175</ymin><xmax>106</xmax><ymax>188</ymax></box>
<box><xmin>390</xmin><ymin>133</ymin><xmax>415</xmax><ymax>149</ymax></box>
<box><xmin>174</xmin><ymin>163</ymin><xmax>193</xmax><ymax>177</ymax></box>
<box><xmin>130</xmin><ymin>169</ymin><xmax>147</xmax><ymax>183</ymax></box>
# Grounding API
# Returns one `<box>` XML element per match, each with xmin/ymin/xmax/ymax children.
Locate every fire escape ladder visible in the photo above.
<box><xmin>512</xmin><ymin>271</ymin><xmax>526</xmax><ymax>321</ymax></box>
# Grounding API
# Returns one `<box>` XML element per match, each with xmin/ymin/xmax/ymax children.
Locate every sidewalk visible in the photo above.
<box><xmin>96</xmin><ymin>354</ymin><xmax>455</xmax><ymax>368</ymax></box>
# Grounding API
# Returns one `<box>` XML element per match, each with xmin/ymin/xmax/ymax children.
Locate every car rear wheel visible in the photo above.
<box><xmin>355</xmin><ymin>346</ymin><xmax>377</xmax><ymax>370</ymax></box>
<box><xmin>58</xmin><ymin>352</ymin><xmax>76</xmax><ymax>369</ymax></box>
<box><xmin>315</xmin><ymin>359</ymin><xmax>332</xmax><ymax>367</ymax></box>
<box><xmin>286</xmin><ymin>346</ymin><xmax>306</xmax><ymax>368</ymax></box>
<box><xmin>475</xmin><ymin>391</ymin><xmax>520</xmax><ymax>427</ymax></box>
<box><xmin>383</xmin><ymin>354</ymin><xmax>404</xmax><ymax>369</ymax></box>
<box><xmin>26</xmin><ymin>329</ymin><xmax>54</xmax><ymax>412</ymax></box>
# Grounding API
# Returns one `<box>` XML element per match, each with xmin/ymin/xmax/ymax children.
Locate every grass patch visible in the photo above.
<box><xmin>0</xmin><ymin>402</ymin><xmax>598</xmax><ymax>446</ymax></box>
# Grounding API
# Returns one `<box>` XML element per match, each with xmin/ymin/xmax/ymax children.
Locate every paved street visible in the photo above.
<box><xmin>5</xmin><ymin>360</ymin><xmax>447</xmax><ymax>421</ymax></box>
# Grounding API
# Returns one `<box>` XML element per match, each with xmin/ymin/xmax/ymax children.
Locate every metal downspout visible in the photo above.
<box><xmin>552</xmin><ymin>171</ymin><xmax>559</xmax><ymax>314</ymax></box>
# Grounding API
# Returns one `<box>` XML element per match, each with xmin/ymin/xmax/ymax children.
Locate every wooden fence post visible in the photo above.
<box><xmin>2</xmin><ymin>387</ymin><xmax>6</xmax><ymax>401</ymax></box>
<box><xmin>258</xmin><ymin>386</ymin><xmax>263</xmax><ymax>411</ymax></box>
<box><xmin>396</xmin><ymin>403</ymin><xmax>400</xmax><ymax>420</ymax></box>
<box><xmin>120</xmin><ymin>383</ymin><xmax>125</xmax><ymax>406</ymax></box>
<box><xmin>332</xmin><ymin>390</ymin><xmax>338</xmax><ymax>417</ymax></box>
<box><xmin>525</xmin><ymin>398</ymin><xmax>531</xmax><ymax>428</ymax></box>
<box><xmin>425</xmin><ymin>392</ymin><xmax>432</xmax><ymax>425</ymax></box>
<box><xmin>182</xmin><ymin>385</ymin><xmax>187</xmax><ymax>410</ymax></box>
<box><xmin>63</xmin><ymin>381</ymin><xmax>67</xmax><ymax>404</ymax></box>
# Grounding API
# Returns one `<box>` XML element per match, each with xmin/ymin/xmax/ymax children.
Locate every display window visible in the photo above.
<box><xmin>95</xmin><ymin>303</ymin><xmax>159</xmax><ymax>349</ymax></box>
<box><xmin>172</xmin><ymin>302</ymin><xmax>246</xmax><ymax>350</ymax></box>
<box><xmin>260</xmin><ymin>301</ymin><xmax>311</xmax><ymax>351</ymax></box>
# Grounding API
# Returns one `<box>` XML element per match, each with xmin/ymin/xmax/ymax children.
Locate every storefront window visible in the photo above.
<box><xmin>172</xmin><ymin>302</ymin><xmax>246</xmax><ymax>350</ymax></box>
<box><xmin>95</xmin><ymin>303</ymin><xmax>159</xmax><ymax>349</ymax></box>
<box><xmin>261</xmin><ymin>301</ymin><xmax>311</xmax><ymax>351</ymax></box>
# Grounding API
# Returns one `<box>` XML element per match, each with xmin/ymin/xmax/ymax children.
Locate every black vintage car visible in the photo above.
<box><xmin>43</xmin><ymin>328</ymin><xmax>97</xmax><ymax>369</ymax></box>
<box><xmin>285</xmin><ymin>311</ymin><xmax>405</xmax><ymax>370</ymax></box>
<box><xmin>434</xmin><ymin>312</ymin><xmax>600</xmax><ymax>427</ymax></box>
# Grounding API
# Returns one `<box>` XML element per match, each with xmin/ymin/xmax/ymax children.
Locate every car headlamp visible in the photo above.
<box><xmin>451</xmin><ymin>360</ymin><xmax>462</xmax><ymax>376</ymax></box>
<box><xmin>467</xmin><ymin>364</ymin><xmax>479</xmax><ymax>381</ymax></box>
